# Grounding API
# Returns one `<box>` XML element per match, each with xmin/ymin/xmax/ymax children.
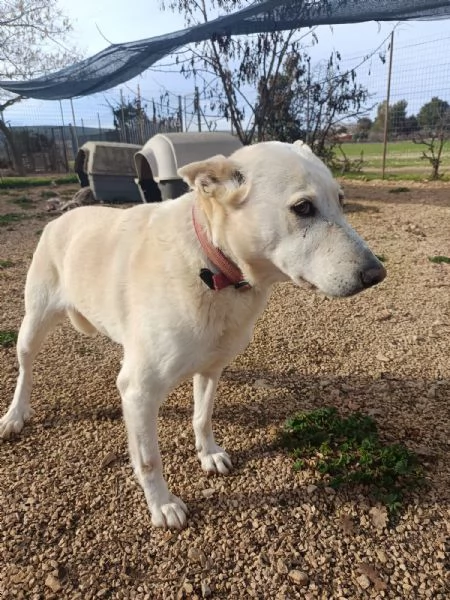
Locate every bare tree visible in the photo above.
<box><xmin>159</xmin><ymin>0</ymin><xmax>337</xmax><ymax>145</ymax></box>
<box><xmin>0</xmin><ymin>0</ymin><xmax>80</xmax><ymax>174</ymax></box>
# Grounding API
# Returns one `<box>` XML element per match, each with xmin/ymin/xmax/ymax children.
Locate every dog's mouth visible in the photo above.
<box><xmin>295</xmin><ymin>276</ymin><xmax>363</xmax><ymax>299</ymax></box>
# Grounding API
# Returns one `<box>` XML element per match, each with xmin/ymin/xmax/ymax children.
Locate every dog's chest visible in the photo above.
<box><xmin>195</xmin><ymin>288</ymin><xmax>268</xmax><ymax>356</ymax></box>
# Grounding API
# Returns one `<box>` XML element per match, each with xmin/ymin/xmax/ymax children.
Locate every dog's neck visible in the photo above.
<box><xmin>192</xmin><ymin>203</ymin><xmax>251</xmax><ymax>291</ymax></box>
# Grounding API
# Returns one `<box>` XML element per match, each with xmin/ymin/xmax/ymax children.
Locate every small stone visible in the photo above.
<box><xmin>11</xmin><ymin>572</ymin><xmax>26</xmax><ymax>585</ymax></box>
<box><xmin>369</xmin><ymin>506</ymin><xmax>388</xmax><ymax>530</ymax></box>
<box><xmin>376</xmin><ymin>310</ymin><xmax>392</xmax><ymax>322</ymax></box>
<box><xmin>184</xmin><ymin>582</ymin><xmax>194</xmax><ymax>594</ymax></box>
<box><xmin>277</xmin><ymin>558</ymin><xmax>288</xmax><ymax>574</ymax></box>
<box><xmin>188</xmin><ymin>548</ymin><xmax>206</xmax><ymax>563</ymax></box>
<box><xmin>376</xmin><ymin>549</ymin><xmax>388</xmax><ymax>564</ymax></box>
<box><xmin>201</xmin><ymin>581</ymin><xmax>212</xmax><ymax>598</ymax></box>
<box><xmin>254</xmin><ymin>378</ymin><xmax>273</xmax><ymax>389</ymax></box>
<box><xmin>356</xmin><ymin>574</ymin><xmax>371</xmax><ymax>590</ymax></box>
<box><xmin>376</xmin><ymin>352</ymin><xmax>390</xmax><ymax>363</ymax></box>
<box><xmin>100</xmin><ymin>451</ymin><xmax>117</xmax><ymax>469</ymax></box>
<box><xmin>201</xmin><ymin>488</ymin><xmax>215</xmax><ymax>498</ymax></box>
<box><xmin>306</xmin><ymin>485</ymin><xmax>317</xmax><ymax>494</ymax></box>
<box><xmin>45</xmin><ymin>573</ymin><xmax>62</xmax><ymax>592</ymax></box>
<box><xmin>288</xmin><ymin>570</ymin><xmax>309</xmax><ymax>586</ymax></box>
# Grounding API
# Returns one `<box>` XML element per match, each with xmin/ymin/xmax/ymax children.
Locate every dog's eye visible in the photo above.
<box><xmin>291</xmin><ymin>200</ymin><xmax>315</xmax><ymax>218</ymax></box>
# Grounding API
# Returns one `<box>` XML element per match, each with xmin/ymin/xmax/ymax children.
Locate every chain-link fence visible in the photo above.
<box><xmin>329</xmin><ymin>30</ymin><xmax>450</xmax><ymax>178</ymax></box>
<box><xmin>1</xmin><ymin>31</ymin><xmax>449</xmax><ymax>178</ymax></box>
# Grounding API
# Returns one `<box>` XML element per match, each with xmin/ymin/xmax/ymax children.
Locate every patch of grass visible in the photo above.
<box><xmin>281</xmin><ymin>407</ymin><xmax>424</xmax><ymax>515</ymax></box>
<box><xmin>389</xmin><ymin>187</ymin><xmax>410</xmax><ymax>194</ymax></box>
<box><xmin>376</xmin><ymin>254</ymin><xmax>387</xmax><ymax>263</ymax></box>
<box><xmin>339</xmin><ymin>171</ymin><xmax>450</xmax><ymax>182</ymax></box>
<box><xmin>0</xmin><ymin>175</ymin><xmax>78</xmax><ymax>190</ymax></box>
<box><xmin>35</xmin><ymin>229</ymin><xmax>43</xmax><ymax>236</ymax></box>
<box><xmin>10</xmin><ymin>195</ymin><xmax>36</xmax><ymax>209</ymax></box>
<box><xmin>0</xmin><ymin>213</ymin><xmax>28</xmax><ymax>227</ymax></box>
<box><xmin>429</xmin><ymin>255</ymin><xmax>450</xmax><ymax>264</ymax></box>
<box><xmin>40</xmin><ymin>189</ymin><xmax>59</xmax><ymax>198</ymax></box>
<box><xmin>0</xmin><ymin>259</ymin><xmax>14</xmax><ymax>269</ymax></box>
<box><xmin>0</xmin><ymin>330</ymin><xmax>18</xmax><ymax>348</ymax></box>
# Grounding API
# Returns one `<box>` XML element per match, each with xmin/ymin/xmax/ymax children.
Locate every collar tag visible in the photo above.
<box><xmin>199</xmin><ymin>268</ymin><xmax>215</xmax><ymax>290</ymax></box>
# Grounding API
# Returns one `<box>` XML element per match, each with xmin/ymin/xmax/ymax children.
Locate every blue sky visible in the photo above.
<box><xmin>4</xmin><ymin>1</ymin><xmax>450</xmax><ymax>129</ymax></box>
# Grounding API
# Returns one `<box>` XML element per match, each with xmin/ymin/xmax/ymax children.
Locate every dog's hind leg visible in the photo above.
<box><xmin>117</xmin><ymin>361</ymin><xmax>189</xmax><ymax>529</ymax></box>
<box><xmin>0</xmin><ymin>266</ymin><xmax>64</xmax><ymax>439</ymax></box>
<box><xmin>193</xmin><ymin>370</ymin><xmax>232</xmax><ymax>475</ymax></box>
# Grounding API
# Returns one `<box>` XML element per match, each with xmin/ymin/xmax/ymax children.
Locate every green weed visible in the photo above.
<box><xmin>388</xmin><ymin>187</ymin><xmax>410</xmax><ymax>194</ymax></box>
<box><xmin>281</xmin><ymin>407</ymin><xmax>424</xmax><ymax>516</ymax></box>
<box><xmin>40</xmin><ymin>190</ymin><xmax>59</xmax><ymax>198</ymax></box>
<box><xmin>0</xmin><ymin>175</ymin><xmax>77</xmax><ymax>190</ymax></box>
<box><xmin>0</xmin><ymin>259</ymin><xmax>14</xmax><ymax>269</ymax></box>
<box><xmin>0</xmin><ymin>213</ymin><xmax>28</xmax><ymax>227</ymax></box>
<box><xmin>10</xmin><ymin>195</ymin><xmax>35</xmax><ymax>209</ymax></box>
<box><xmin>429</xmin><ymin>255</ymin><xmax>450</xmax><ymax>264</ymax></box>
<box><xmin>0</xmin><ymin>330</ymin><xmax>18</xmax><ymax>348</ymax></box>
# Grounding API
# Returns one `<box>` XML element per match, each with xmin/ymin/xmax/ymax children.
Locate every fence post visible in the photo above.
<box><xmin>195</xmin><ymin>87</ymin><xmax>201</xmax><ymax>132</ymax></box>
<box><xmin>59</xmin><ymin>101</ymin><xmax>70</xmax><ymax>172</ymax></box>
<box><xmin>70</xmin><ymin>98</ymin><xmax>79</xmax><ymax>152</ymax></box>
<box><xmin>381</xmin><ymin>31</ymin><xmax>395</xmax><ymax>179</ymax></box>
<box><xmin>178</xmin><ymin>95</ymin><xmax>183</xmax><ymax>132</ymax></box>
<box><xmin>97</xmin><ymin>113</ymin><xmax>103</xmax><ymax>139</ymax></box>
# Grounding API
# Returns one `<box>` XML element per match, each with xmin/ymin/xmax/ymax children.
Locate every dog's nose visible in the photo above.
<box><xmin>360</xmin><ymin>264</ymin><xmax>387</xmax><ymax>288</ymax></box>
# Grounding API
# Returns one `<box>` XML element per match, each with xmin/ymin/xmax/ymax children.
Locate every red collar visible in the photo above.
<box><xmin>192</xmin><ymin>204</ymin><xmax>251</xmax><ymax>291</ymax></box>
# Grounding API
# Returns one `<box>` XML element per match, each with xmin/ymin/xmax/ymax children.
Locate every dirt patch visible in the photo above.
<box><xmin>0</xmin><ymin>182</ymin><xmax>449</xmax><ymax>599</ymax></box>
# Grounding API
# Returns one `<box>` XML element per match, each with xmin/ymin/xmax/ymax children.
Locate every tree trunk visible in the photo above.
<box><xmin>0</xmin><ymin>118</ymin><xmax>25</xmax><ymax>176</ymax></box>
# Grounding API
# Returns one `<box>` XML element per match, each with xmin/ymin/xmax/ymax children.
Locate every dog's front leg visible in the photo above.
<box><xmin>117</xmin><ymin>368</ymin><xmax>188</xmax><ymax>529</ymax></box>
<box><xmin>193</xmin><ymin>370</ymin><xmax>232</xmax><ymax>475</ymax></box>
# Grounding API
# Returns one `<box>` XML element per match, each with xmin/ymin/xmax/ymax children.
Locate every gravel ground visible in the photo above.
<box><xmin>0</xmin><ymin>181</ymin><xmax>449</xmax><ymax>599</ymax></box>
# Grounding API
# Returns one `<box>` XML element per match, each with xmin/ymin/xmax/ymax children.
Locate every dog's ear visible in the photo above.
<box><xmin>178</xmin><ymin>155</ymin><xmax>248</xmax><ymax>206</ymax></box>
<box><xmin>292</xmin><ymin>140</ymin><xmax>314</xmax><ymax>155</ymax></box>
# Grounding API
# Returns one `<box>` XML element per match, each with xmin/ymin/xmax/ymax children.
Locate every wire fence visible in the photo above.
<box><xmin>1</xmin><ymin>30</ymin><xmax>450</xmax><ymax>178</ymax></box>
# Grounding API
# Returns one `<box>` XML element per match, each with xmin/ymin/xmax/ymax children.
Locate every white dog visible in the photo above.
<box><xmin>0</xmin><ymin>141</ymin><xmax>385</xmax><ymax>529</ymax></box>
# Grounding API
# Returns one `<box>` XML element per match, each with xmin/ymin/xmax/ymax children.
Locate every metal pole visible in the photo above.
<box><xmin>178</xmin><ymin>95</ymin><xmax>183</xmax><ymax>132</ymax></box>
<box><xmin>305</xmin><ymin>59</ymin><xmax>311</xmax><ymax>145</ymax></box>
<box><xmin>195</xmin><ymin>86</ymin><xmax>201</xmax><ymax>132</ymax></box>
<box><xmin>382</xmin><ymin>31</ymin><xmax>395</xmax><ymax>179</ymax></box>
<box><xmin>59</xmin><ymin>100</ymin><xmax>69</xmax><ymax>172</ymax></box>
<box><xmin>97</xmin><ymin>113</ymin><xmax>102</xmax><ymax>138</ymax></box>
<box><xmin>69</xmin><ymin>98</ymin><xmax>79</xmax><ymax>151</ymax></box>
<box><xmin>120</xmin><ymin>88</ymin><xmax>126</xmax><ymax>142</ymax></box>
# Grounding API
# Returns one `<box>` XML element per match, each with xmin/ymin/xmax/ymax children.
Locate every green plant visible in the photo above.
<box><xmin>281</xmin><ymin>407</ymin><xmax>424</xmax><ymax>515</ymax></box>
<box><xmin>0</xmin><ymin>175</ymin><xmax>78</xmax><ymax>190</ymax></box>
<box><xmin>0</xmin><ymin>213</ymin><xmax>28</xmax><ymax>226</ymax></box>
<box><xmin>388</xmin><ymin>187</ymin><xmax>410</xmax><ymax>193</ymax></box>
<box><xmin>40</xmin><ymin>189</ymin><xmax>59</xmax><ymax>198</ymax></box>
<box><xmin>429</xmin><ymin>255</ymin><xmax>450</xmax><ymax>264</ymax></box>
<box><xmin>0</xmin><ymin>330</ymin><xmax>18</xmax><ymax>348</ymax></box>
<box><xmin>10</xmin><ymin>195</ymin><xmax>35</xmax><ymax>208</ymax></box>
<box><xmin>0</xmin><ymin>259</ymin><xmax>14</xmax><ymax>268</ymax></box>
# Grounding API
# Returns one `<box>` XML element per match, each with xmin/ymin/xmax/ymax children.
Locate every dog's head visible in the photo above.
<box><xmin>179</xmin><ymin>141</ymin><xmax>386</xmax><ymax>297</ymax></box>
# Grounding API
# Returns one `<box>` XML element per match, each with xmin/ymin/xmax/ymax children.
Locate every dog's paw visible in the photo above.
<box><xmin>150</xmin><ymin>494</ymin><xmax>189</xmax><ymax>529</ymax></box>
<box><xmin>199</xmin><ymin>450</ymin><xmax>232</xmax><ymax>475</ymax></box>
<box><xmin>0</xmin><ymin>408</ymin><xmax>32</xmax><ymax>439</ymax></box>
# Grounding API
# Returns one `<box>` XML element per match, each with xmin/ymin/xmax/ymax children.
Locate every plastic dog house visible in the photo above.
<box><xmin>134</xmin><ymin>132</ymin><xmax>242</xmax><ymax>202</ymax></box>
<box><xmin>75</xmin><ymin>141</ymin><xmax>142</xmax><ymax>203</ymax></box>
